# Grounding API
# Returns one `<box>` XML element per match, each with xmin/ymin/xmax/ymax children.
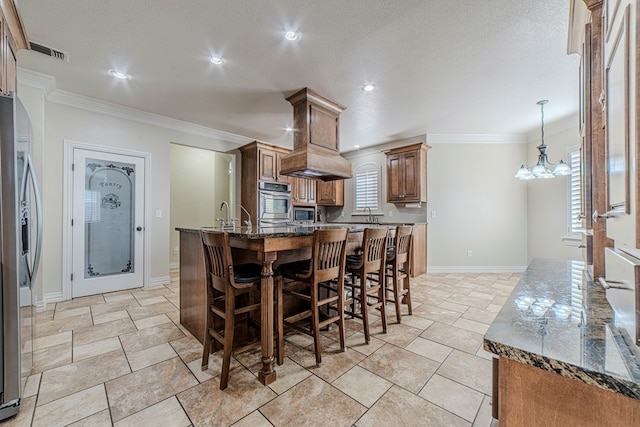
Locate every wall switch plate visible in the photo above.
<box><xmin>431</xmin><ymin>211</ymin><xmax>436</xmax><ymax>218</ymax></box>
<box><xmin>341</xmin><ymin>211</ymin><xmax>345</xmax><ymax>217</ymax></box>
<box><xmin>155</xmin><ymin>209</ymin><xmax>162</xmax><ymax>218</ymax></box>
<box><xmin>388</xmin><ymin>211</ymin><xmax>393</xmax><ymax>217</ymax></box>
<box><xmin>467</xmin><ymin>250</ymin><xmax>472</xmax><ymax>257</ymax></box>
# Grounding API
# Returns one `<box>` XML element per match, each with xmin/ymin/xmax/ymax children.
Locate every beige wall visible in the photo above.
<box><xmin>20</xmin><ymin>82</ymin><xmax>242</xmax><ymax>301</ymax></box>
<box><xmin>426</xmin><ymin>142</ymin><xmax>529</xmax><ymax>270</ymax></box>
<box><xmin>526</xmin><ymin>126</ymin><xmax>582</xmax><ymax>262</ymax></box>
<box><xmin>169</xmin><ymin>144</ymin><xmax>235</xmax><ymax>265</ymax></box>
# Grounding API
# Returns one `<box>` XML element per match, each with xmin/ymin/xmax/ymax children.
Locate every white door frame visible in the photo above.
<box><xmin>62</xmin><ymin>140</ymin><xmax>151</xmax><ymax>301</ymax></box>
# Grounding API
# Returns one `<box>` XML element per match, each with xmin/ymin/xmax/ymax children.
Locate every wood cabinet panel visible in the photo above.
<box><xmin>317</xmin><ymin>180</ymin><xmax>344</xmax><ymax>206</ymax></box>
<box><xmin>409</xmin><ymin>224</ymin><xmax>426</xmax><ymax>277</ymax></box>
<box><xmin>385</xmin><ymin>143</ymin><xmax>429</xmax><ymax>204</ymax></box>
<box><xmin>309</xmin><ymin>103</ymin><xmax>339</xmax><ymax>150</ymax></box>
<box><xmin>258</xmin><ymin>148</ymin><xmax>277</xmax><ymax>182</ymax></box>
<box><xmin>291</xmin><ymin>177</ymin><xmax>316</xmax><ymax>205</ymax></box>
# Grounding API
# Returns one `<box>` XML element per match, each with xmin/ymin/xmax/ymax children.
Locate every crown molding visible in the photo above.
<box><xmin>17</xmin><ymin>68</ymin><xmax>253</xmax><ymax>146</ymax></box>
<box><xmin>426</xmin><ymin>133</ymin><xmax>527</xmax><ymax>144</ymax></box>
<box><xmin>17</xmin><ymin>67</ymin><xmax>57</xmax><ymax>95</ymax></box>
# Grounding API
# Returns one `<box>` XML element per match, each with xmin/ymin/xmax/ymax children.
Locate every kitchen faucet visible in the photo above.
<box><xmin>219</xmin><ymin>201</ymin><xmax>230</xmax><ymax>228</ymax></box>
<box><xmin>238</xmin><ymin>204</ymin><xmax>252</xmax><ymax>229</ymax></box>
<box><xmin>365</xmin><ymin>206</ymin><xmax>374</xmax><ymax>223</ymax></box>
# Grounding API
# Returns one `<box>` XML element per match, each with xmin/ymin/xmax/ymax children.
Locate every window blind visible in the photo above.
<box><xmin>354</xmin><ymin>166</ymin><xmax>380</xmax><ymax>212</ymax></box>
<box><xmin>569</xmin><ymin>149</ymin><xmax>583</xmax><ymax>232</ymax></box>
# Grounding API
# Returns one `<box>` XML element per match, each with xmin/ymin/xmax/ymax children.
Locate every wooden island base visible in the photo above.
<box><xmin>498</xmin><ymin>357</ymin><xmax>640</xmax><ymax>427</ymax></box>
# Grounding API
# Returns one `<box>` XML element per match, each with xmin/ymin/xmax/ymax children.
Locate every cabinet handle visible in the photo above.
<box><xmin>591</xmin><ymin>209</ymin><xmax>621</xmax><ymax>223</ymax></box>
<box><xmin>598</xmin><ymin>277</ymin><xmax>634</xmax><ymax>291</ymax></box>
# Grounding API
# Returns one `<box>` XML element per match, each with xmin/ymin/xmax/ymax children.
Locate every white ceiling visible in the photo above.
<box><xmin>16</xmin><ymin>0</ymin><xmax>579</xmax><ymax>151</ymax></box>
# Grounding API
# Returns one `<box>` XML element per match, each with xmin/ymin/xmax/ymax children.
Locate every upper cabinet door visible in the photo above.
<box><xmin>258</xmin><ymin>148</ymin><xmax>277</xmax><ymax>182</ymax></box>
<box><xmin>387</xmin><ymin>153</ymin><xmax>404</xmax><ymax>202</ymax></box>
<box><xmin>385</xmin><ymin>143</ymin><xmax>429</xmax><ymax>204</ymax></box>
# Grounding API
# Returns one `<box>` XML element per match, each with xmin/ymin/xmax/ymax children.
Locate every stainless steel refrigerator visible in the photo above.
<box><xmin>0</xmin><ymin>93</ymin><xmax>42</xmax><ymax>421</ymax></box>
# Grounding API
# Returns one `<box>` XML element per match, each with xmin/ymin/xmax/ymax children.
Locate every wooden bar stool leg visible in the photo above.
<box><xmin>404</xmin><ymin>270</ymin><xmax>412</xmax><ymax>315</ymax></box>
<box><xmin>220</xmin><ymin>292</ymin><xmax>236</xmax><ymax>390</ymax></box>
<box><xmin>201</xmin><ymin>321</ymin><xmax>212</xmax><ymax>370</ymax></box>
<box><xmin>393</xmin><ymin>265</ymin><xmax>402</xmax><ymax>323</ymax></box>
<box><xmin>359</xmin><ymin>274</ymin><xmax>371</xmax><ymax>343</ymax></box>
<box><xmin>311</xmin><ymin>289</ymin><xmax>322</xmax><ymax>364</ymax></box>
<box><xmin>379</xmin><ymin>274</ymin><xmax>387</xmax><ymax>333</ymax></box>
<box><xmin>337</xmin><ymin>282</ymin><xmax>346</xmax><ymax>351</ymax></box>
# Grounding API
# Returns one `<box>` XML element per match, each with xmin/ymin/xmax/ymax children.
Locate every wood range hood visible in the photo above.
<box><xmin>279</xmin><ymin>88</ymin><xmax>352</xmax><ymax>181</ymax></box>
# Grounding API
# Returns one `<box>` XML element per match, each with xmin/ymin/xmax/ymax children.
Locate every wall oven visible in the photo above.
<box><xmin>258</xmin><ymin>181</ymin><xmax>291</xmax><ymax>227</ymax></box>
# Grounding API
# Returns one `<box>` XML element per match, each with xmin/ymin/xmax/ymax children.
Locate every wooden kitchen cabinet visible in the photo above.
<box><xmin>0</xmin><ymin>1</ymin><xmax>28</xmax><ymax>95</ymax></box>
<box><xmin>291</xmin><ymin>177</ymin><xmax>316</xmax><ymax>205</ymax></box>
<box><xmin>386</xmin><ymin>143</ymin><xmax>430</xmax><ymax>204</ymax></box>
<box><xmin>258</xmin><ymin>146</ymin><xmax>290</xmax><ymax>184</ymax></box>
<box><xmin>317</xmin><ymin>180</ymin><xmax>344</xmax><ymax>206</ymax></box>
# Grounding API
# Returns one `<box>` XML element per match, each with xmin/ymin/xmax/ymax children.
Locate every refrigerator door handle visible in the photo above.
<box><xmin>20</xmin><ymin>154</ymin><xmax>42</xmax><ymax>284</ymax></box>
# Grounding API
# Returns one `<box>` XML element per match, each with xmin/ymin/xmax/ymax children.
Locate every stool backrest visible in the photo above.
<box><xmin>394</xmin><ymin>226</ymin><xmax>413</xmax><ymax>264</ymax></box>
<box><xmin>201</xmin><ymin>230</ymin><xmax>233</xmax><ymax>291</ymax></box>
<box><xmin>362</xmin><ymin>227</ymin><xmax>388</xmax><ymax>273</ymax></box>
<box><xmin>313</xmin><ymin>228</ymin><xmax>349</xmax><ymax>283</ymax></box>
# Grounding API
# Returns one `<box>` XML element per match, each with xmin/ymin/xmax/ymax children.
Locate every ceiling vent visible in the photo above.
<box><xmin>29</xmin><ymin>41</ymin><xmax>69</xmax><ymax>62</ymax></box>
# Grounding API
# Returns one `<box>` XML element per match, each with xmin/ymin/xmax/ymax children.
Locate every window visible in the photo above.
<box><xmin>354</xmin><ymin>163</ymin><xmax>380</xmax><ymax>212</ymax></box>
<box><xmin>569</xmin><ymin>148</ymin><xmax>583</xmax><ymax>233</ymax></box>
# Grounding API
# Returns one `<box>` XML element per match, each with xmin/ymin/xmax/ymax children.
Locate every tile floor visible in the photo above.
<box><xmin>5</xmin><ymin>270</ymin><xmax>518</xmax><ymax>427</ymax></box>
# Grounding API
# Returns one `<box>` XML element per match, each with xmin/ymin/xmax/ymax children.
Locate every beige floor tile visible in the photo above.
<box><xmin>439</xmin><ymin>300</ymin><xmax>470</xmax><ymax>313</ymax></box>
<box><xmin>402</xmin><ymin>314</ymin><xmax>433</xmax><ymax>331</ymax></box>
<box><xmin>231</xmin><ymin>410</ymin><xmax>272</xmax><ymax>427</ymax></box>
<box><xmin>412</xmin><ymin>304</ymin><xmax>462</xmax><ymax>325</ymax></box>
<box><xmin>288</xmin><ymin>340</ymin><xmax>366</xmax><ymax>383</ymax></box>
<box><xmin>437</xmin><ymin>350</ymin><xmax>492</xmax><ymax>395</ymax></box>
<box><xmin>127</xmin><ymin>342</ymin><xmax>178</xmax><ymax>371</ymax></box>
<box><xmin>419</xmin><ymin>374</ymin><xmax>484</xmax><ymax>422</ymax></box>
<box><xmin>333</xmin><ymin>365</ymin><xmax>393</xmax><ymax>407</ymax></box>
<box><xmin>31</xmin><ymin>330</ymin><xmax>72</xmax><ymax>352</ymax></box>
<box><xmin>120</xmin><ymin>322</ymin><xmax>185</xmax><ymax>354</ymax></box>
<box><xmin>53</xmin><ymin>306</ymin><xmax>90</xmax><ymax>320</ymax></box>
<box><xmin>91</xmin><ymin>300</ymin><xmax>141</xmax><ymax>318</ymax></box>
<box><xmin>267</xmin><ymin>357</ymin><xmax>313</xmax><ymax>395</ymax></box>
<box><xmin>375</xmin><ymin>322</ymin><xmax>422</xmax><ymax>348</ymax></box>
<box><xmin>420</xmin><ymin>322</ymin><xmax>484</xmax><ymax>354</ymax></box>
<box><xmin>73</xmin><ymin>318</ymin><xmax>137</xmax><ymax>347</ymax></box>
<box><xmin>358</xmin><ymin>343</ymin><xmax>438</xmax><ymax>393</ymax></box>
<box><xmin>472</xmin><ymin>395</ymin><xmax>494</xmax><ymax>427</ymax></box>
<box><xmin>133</xmin><ymin>313</ymin><xmax>172</xmax><ymax>330</ymax></box>
<box><xmin>178</xmin><ymin>368</ymin><xmax>277</xmax><ymax>426</ymax></box>
<box><xmin>170</xmin><ymin>335</ymin><xmax>204</xmax><ymax>364</ymax></box>
<box><xmin>261</xmin><ymin>375</ymin><xmax>366</xmax><ymax>426</ymax></box>
<box><xmin>55</xmin><ymin>295</ymin><xmax>105</xmax><ymax>312</ymax></box>
<box><xmin>73</xmin><ymin>336</ymin><xmax>122</xmax><ymax>362</ymax></box>
<box><xmin>103</xmin><ymin>293</ymin><xmax>136</xmax><ymax>303</ymax></box>
<box><xmin>34</xmin><ymin>314</ymin><xmax>93</xmax><ymax>338</ymax></box>
<box><xmin>345</xmin><ymin>332</ymin><xmax>386</xmax><ymax>356</ymax></box>
<box><xmin>38</xmin><ymin>349</ymin><xmax>130</xmax><ymax>405</ymax></box>
<box><xmin>32</xmin><ymin>342</ymin><xmax>72</xmax><ymax>374</ymax></box>
<box><xmin>462</xmin><ymin>307</ymin><xmax>499</xmax><ymax>324</ymax></box>
<box><xmin>476</xmin><ymin>346</ymin><xmax>494</xmax><ymax>361</ymax></box>
<box><xmin>356</xmin><ymin>385</ymin><xmax>470</xmax><ymax>427</ymax></box>
<box><xmin>32</xmin><ymin>384</ymin><xmax>108</xmax><ymax>427</ymax></box>
<box><xmin>185</xmin><ymin>352</ymin><xmax>241</xmax><ymax>382</ymax></box>
<box><xmin>92</xmin><ymin>309</ymin><xmax>130</xmax><ymax>325</ymax></box>
<box><xmin>67</xmin><ymin>409</ymin><xmax>112</xmax><ymax>426</ymax></box>
<box><xmin>127</xmin><ymin>301</ymin><xmax>178</xmax><ymax>321</ymax></box>
<box><xmin>405</xmin><ymin>337</ymin><xmax>453</xmax><ymax>363</ymax></box>
<box><xmin>23</xmin><ymin>372</ymin><xmax>41</xmax><ymax>398</ymax></box>
<box><xmin>113</xmin><ymin>397</ymin><xmax>190</xmax><ymax>427</ymax></box>
<box><xmin>448</xmin><ymin>294</ymin><xmax>493</xmax><ymax>310</ymax></box>
<box><xmin>135</xmin><ymin>295</ymin><xmax>168</xmax><ymax>306</ymax></box>
<box><xmin>453</xmin><ymin>317</ymin><xmax>490</xmax><ymax>335</ymax></box>
<box><xmin>106</xmin><ymin>357</ymin><xmax>198</xmax><ymax>422</ymax></box>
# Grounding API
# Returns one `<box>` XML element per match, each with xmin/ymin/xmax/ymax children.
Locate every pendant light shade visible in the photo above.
<box><xmin>515</xmin><ymin>100</ymin><xmax>569</xmax><ymax>180</ymax></box>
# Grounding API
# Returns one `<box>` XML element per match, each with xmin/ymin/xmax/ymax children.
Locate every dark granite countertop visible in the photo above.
<box><xmin>484</xmin><ymin>258</ymin><xmax>640</xmax><ymax>400</ymax></box>
<box><xmin>175</xmin><ymin>224</ymin><xmax>380</xmax><ymax>238</ymax></box>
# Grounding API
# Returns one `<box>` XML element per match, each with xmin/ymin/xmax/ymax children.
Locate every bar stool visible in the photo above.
<box><xmin>344</xmin><ymin>227</ymin><xmax>388</xmax><ymax>343</ymax></box>
<box><xmin>277</xmin><ymin>228</ymin><xmax>349</xmax><ymax>364</ymax></box>
<box><xmin>384</xmin><ymin>225</ymin><xmax>413</xmax><ymax>322</ymax></box>
<box><xmin>200</xmin><ymin>230</ymin><xmax>281</xmax><ymax>390</ymax></box>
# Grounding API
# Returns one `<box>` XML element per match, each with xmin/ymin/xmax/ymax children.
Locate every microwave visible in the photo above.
<box><xmin>293</xmin><ymin>206</ymin><xmax>315</xmax><ymax>223</ymax></box>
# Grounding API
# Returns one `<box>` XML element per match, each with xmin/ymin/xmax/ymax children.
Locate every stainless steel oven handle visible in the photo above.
<box><xmin>259</xmin><ymin>189</ymin><xmax>291</xmax><ymax>196</ymax></box>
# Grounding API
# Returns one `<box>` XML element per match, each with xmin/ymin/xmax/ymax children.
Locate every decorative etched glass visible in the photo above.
<box><xmin>84</xmin><ymin>159</ymin><xmax>135</xmax><ymax>278</ymax></box>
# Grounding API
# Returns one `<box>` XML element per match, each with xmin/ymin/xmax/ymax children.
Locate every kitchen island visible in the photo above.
<box><xmin>484</xmin><ymin>258</ymin><xmax>640</xmax><ymax>426</ymax></box>
<box><xmin>176</xmin><ymin>225</ymin><xmax>367</xmax><ymax>386</ymax></box>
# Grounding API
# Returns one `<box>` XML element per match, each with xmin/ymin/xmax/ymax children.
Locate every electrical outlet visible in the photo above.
<box><xmin>155</xmin><ymin>209</ymin><xmax>162</xmax><ymax>218</ymax></box>
<box><xmin>467</xmin><ymin>250</ymin><xmax>472</xmax><ymax>257</ymax></box>
<box><xmin>388</xmin><ymin>211</ymin><xmax>393</xmax><ymax>217</ymax></box>
<box><xmin>173</xmin><ymin>246</ymin><xmax>179</xmax><ymax>255</ymax></box>
<box><xmin>341</xmin><ymin>211</ymin><xmax>345</xmax><ymax>217</ymax></box>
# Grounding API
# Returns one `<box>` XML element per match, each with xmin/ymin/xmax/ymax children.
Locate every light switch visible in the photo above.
<box><xmin>431</xmin><ymin>211</ymin><xmax>436</xmax><ymax>218</ymax></box>
<box><xmin>155</xmin><ymin>210</ymin><xmax>162</xmax><ymax>218</ymax></box>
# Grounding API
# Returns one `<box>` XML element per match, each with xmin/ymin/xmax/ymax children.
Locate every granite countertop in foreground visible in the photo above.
<box><xmin>484</xmin><ymin>258</ymin><xmax>640</xmax><ymax>400</ymax></box>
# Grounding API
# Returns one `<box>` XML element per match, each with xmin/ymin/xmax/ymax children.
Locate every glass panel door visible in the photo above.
<box><xmin>72</xmin><ymin>149</ymin><xmax>145</xmax><ymax>297</ymax></box>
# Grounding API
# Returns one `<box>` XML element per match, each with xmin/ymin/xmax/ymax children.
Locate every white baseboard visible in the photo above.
<box><xmin>35</xmin><ymin>300</ymin><xmax>47</xmax><ymax>312</ymax></box>
<box><xmin>149</xmin><ymin>276</ymin><xmax>170</xmax><ymax>287</ymax></box>
<box><xmin>43</xmin><ymin>292</ymin><xmax>64</xmax><ymax>306</ymax></box>
<box><xmin>427</xmin><ymin>266</ymin><xmax>527</xmax><ymax>273</ymax></box>
<box><xmin>169</xmin><ymin>261</ymin><xmax>179</xmax><ymax>269</ymax></box>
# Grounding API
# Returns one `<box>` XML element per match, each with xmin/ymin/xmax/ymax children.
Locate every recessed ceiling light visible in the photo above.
<box><xmin>108</xmin><ymin>69</ymin><xmax>129</xmax><ymax>80</ymax></box>
<box><xmin>362</xmin><ymin>84</ymin><xmax>375</xmax><ymax>92</ymax></box>
<box><xmin>284</xmin><ymin>30</ymin><xmax>301</xmax><ymax>41</ymax></box>
<box><xmin>354</xmin><ymin>145</ymin><xmax>360</xmax><ymax>149</ymax></box>
<box><xmin>210</xmin><ymin>56</ymin><xmax>225</xmax><ymax>65</ymax></box>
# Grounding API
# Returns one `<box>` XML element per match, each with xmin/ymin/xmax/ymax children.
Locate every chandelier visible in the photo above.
<box><xmin>515</xmin><ymin>100</ymin><xmax>570</xmax><ymax>180</ymax></box>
